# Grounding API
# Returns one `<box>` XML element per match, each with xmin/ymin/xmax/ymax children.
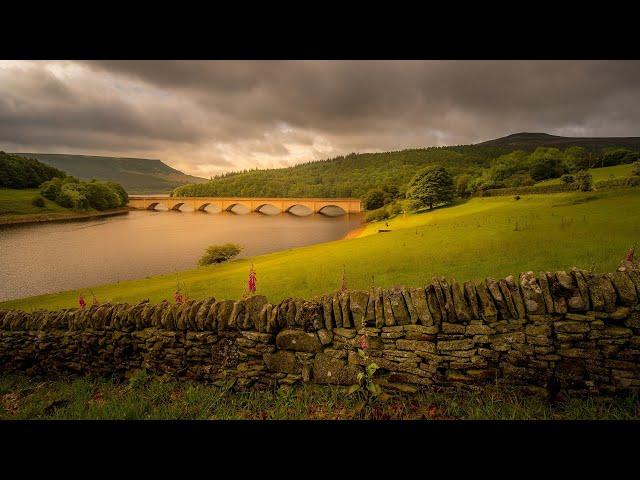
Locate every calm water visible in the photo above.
<box><xmin>0</xmin><ymin>206</ymin><xmax>362</xmax><ymax>301</ymax></box>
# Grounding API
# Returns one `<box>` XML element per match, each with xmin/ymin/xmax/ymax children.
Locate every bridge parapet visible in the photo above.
<box><xmin>127</xmin><ymin>196</ymin><xmax>362</xmax><ymax>215</ymax></box>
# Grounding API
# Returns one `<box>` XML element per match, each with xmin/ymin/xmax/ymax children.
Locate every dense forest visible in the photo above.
<box><xmin>172</xmin><ymin>133</ymin><xmax>640</xmax><ymax>202</ymax></box>
<box><xmin>0</xmin><ymin>152</ymin><xmax>67</xmax><ymax>188</ymax></box>
<box><xmin>173</xmin><ymin>145</ymin><xmax>513</xmax><ymax>199</ymax></box>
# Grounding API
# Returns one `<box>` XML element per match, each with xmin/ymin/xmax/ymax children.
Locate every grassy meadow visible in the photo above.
<box><xmin>0</xmin><ymin>188</ymin><xmax>70</xmax><ymax>217</ymax></box>
<box><xmin>536</xmin><ymin>164</ymin><xmax>634</xmax><ymax>186</ymax></box>
<box><xmin>3</xmin><ymin>187</ymin><xmax>640</xmax><ymax>311</ymax></box>
<box><xmin>1</xmin><ymin>373</ymin><xmax>638</xmax><ymax>420</ymax></box>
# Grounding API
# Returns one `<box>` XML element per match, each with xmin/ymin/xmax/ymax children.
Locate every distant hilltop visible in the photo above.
<box><xmin>12</xmin><ymin>153</ymin><xmax>208</xmax><ymax>195</ymax></box>
<box><xmin>479</xmin><ymin>132</ymin><xmax>640</xmax><ymax>149</ymax></box>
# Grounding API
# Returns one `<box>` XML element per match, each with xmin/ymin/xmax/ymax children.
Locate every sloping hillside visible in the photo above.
<box><xmin>14</xmin><ymin>153</ymin><xmax>207</xmax><ymax>194</ymax></box>
<box><xmin>172</xmin><ymin>132</ymin><xmax>640</xmax><ymax>199</ymax></box>
<box><xmin>0</xmin><ymin>152</ymin><xmax>66</xmax><ymax>189</ymax></box>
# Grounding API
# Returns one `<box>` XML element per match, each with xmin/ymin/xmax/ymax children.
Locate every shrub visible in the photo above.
<box><xmin>388</xmin><ymin>202</ymin><xmax>402</xmax><ymax>216</ymax></box>
<box><xmin>575</xmin><ymin>170</ymin><xmax>593</xmax><ymax>192</ymax></box>
<box><xmin>40</xmin><ymin>177</ymin><xmax>63</xmax><ymax>201</ymax></box>
<box><xmin>31</xmin><ymin>196</ymin><xmax>45</xmax><ymax>207</ymax></box>
<box><xmin>56</xmin><ymin>183</ymin><xmax>89</xmax><ymax>210</ymax></box>
<box><xmin>40</xmin><ymin>177</ymin><xmax>127</xmax><ymax>210</ymax></box>
<box><xmin>85</xmin><ymin>180</ymin><xmax>123</xmax><ymax>210</ymax></box>
<box><xmin>199</xmin><ymin>243</ymin><xmax>242</xmax><ymax>266</ymax></box>
<box><xmin>365</xmin><ymin>207</ymin><xmax>390</xmax><ymax>222</ymax></box>
<box><xmin>107</xmin><ymin>181</ymin><xmax>128</xmax><ymax>205</ymax></box>
<box><xmin>624</xmin><ymin>176</ymin><xmax>640</xmax><ymax>187</ymax></box>
<box><xmin>363</xmin><ymin>189</ymin><xmax>386</xmax><ymax>210</ymax></box>
<box><xmin>632</xmin><ymin>161</ymin><xmax>640</xmax><ymax>176</ymax></box>
<box><xmin>561</xmin><ymin>174</ymin><xmax>575</xmax><ymax>184</ymax></box>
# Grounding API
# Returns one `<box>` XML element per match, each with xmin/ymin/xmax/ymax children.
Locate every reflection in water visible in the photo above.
<box><xmin>0</xmin><ymin>209</ymin><xmax>362</xmax><ymax>301</ymax></box>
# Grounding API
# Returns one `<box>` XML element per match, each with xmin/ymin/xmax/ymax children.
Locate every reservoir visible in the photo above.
<box><xmin>0</xmin><ymin>206</ymin><xmax>362</xmax><ymax>302</ymax></box>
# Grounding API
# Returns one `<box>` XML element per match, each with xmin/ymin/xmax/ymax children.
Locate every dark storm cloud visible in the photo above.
<box><xmin>2</xmin><ymin>60</ymin><xmax>640</xmax><ymax>176</ymax></box>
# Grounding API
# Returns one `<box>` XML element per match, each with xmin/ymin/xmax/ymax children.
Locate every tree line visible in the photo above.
<box><xmin>0</xmin><ymin>151</ymin><xmax>129</xmax><ymax>211</ymax></box>
<box><xmin>172</xmin><ymin>143</ymin><xmax>640</xmax><ymax>205</ymax></box>
<box><xmin>40</xmin><ymin>177</ymin><xmax>128</xmax><ymax>211</ymax></box>
<box><xmin>0</xmin><ymin>152</ymin><xmax>66</xmax><ymax>188</ymax></box>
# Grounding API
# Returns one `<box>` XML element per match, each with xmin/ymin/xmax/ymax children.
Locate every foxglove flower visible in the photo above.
<box><xmin>626</xmin><ymin>246</ymin><xmax>634</xmax><ymax>262</ymax></box>
<box><xmin>248</xmin><ymin>265</ymin><xmax>257</xmax><ymax>294</ymax></box>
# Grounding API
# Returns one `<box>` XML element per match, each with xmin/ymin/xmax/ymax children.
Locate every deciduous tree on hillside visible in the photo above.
<box><xmin>406</xmin><ymin>165</ymin><xmax>454</xmax><ymax>210</ymax></box>
<box><xmin>363</xmin><ymin>189</ymin><xmax>386</xmax><ymax>210</ymax></box>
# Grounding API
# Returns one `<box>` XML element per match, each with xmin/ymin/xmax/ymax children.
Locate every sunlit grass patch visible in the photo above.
<box><xmin>3</xmin><ymin>188</ymin><xmax>640</xmax><ymax>311</ymax></box>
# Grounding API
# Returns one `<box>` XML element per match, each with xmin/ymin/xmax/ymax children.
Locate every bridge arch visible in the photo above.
<box><xmin>147</xmin><ymin>202</ymin><xmax>160</xmax><ymax>211</ymax></box>
<box><xmin>285</xmin><ymin>204</ymin><xmax>313</xmax><ymax>216</ymax></box>
<box><xmin>318</xmin><ymin>204</ymin><xmax>347</xmax><ymax>216</ymax></box>
<box><xmin>254</xmin><ymin>203</ymin><xmax>281</xmax><ymax>215</ymax></box>
<box><xmin>170</xmin><ymin>202</ymin><xmax>185</xmax><ymax>211</ymax></box>
<box><xmin>225</xmin><ymin>202</ymin><xmax>251</xmax><ymax>214</ymax></box>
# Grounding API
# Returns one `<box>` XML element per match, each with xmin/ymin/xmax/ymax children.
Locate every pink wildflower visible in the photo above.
<box><xmin>626</xmin><ymin>246</ymin><xmax>634</xmax><ymax>262</ymax></box>
<box><xmin>359</xmin><ymin>334</ymin><xmax>368</xmax><ymax>350</ymax></box>
<box><xmin>248</xmin><ymin>265</ymin><xmax>257</xmax><ymax>294</ymax></box>
<box><xmin>174</xmin><ymin>291</ymin><xmax>184</xmax><ymax>304</ymax></box>
<box><xmin>78</xmin><ymin>294</ymin><xmax>86</xmax><ymax>310</ymax></box>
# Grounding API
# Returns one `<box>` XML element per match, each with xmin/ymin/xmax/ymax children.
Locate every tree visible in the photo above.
<box><xmin>406</xmin><ymin>165</ymin><xmax>454</xmax><ymax>210</ymax></box>
<box><xmin>528</xmin><ymin>147</ymin><xmax>566</xmax><ymax>181</ymax></box>
<box><xmin>455</xmin><ymin>174</ymin><xmax>472</xmax><ymax>197</ymax></box>
<box><xmin>631</xmin><ymin>160</ymin><xmax>640</xmax><ymax>176</ymax></box>
<box><xmin>199</xmin><ymin>243</ymin><xmax>242</xmax><ymax>266</ymax></box>
<box><xmin>575</xmin><ymin>170</ymin><xmax>593</xmax><ymax>192</ymax></box>
<box><xmin>363</xmin><ymin>189</ymin><xmax>386</xmax><ymax>210</ymax></box>
<box><xmin>561</xmin><ymin>174</ymin><xmax>575</xmax><ymax>184</ymax></box>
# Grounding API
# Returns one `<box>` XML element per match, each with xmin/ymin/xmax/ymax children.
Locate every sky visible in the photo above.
<box><xmin>1</xmin><ymin>60</ymin><xmax>639</xmax><ymax>178</ymax></box>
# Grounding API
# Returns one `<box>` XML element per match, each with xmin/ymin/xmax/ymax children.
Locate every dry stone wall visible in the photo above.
<box><xmin>2</xmin><ymin>262</ymin><xmax>640</xmax><ymax>396</ymax></box>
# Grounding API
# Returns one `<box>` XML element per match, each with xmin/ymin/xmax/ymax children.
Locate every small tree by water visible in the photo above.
<box><xmin>199</xmin><ymin>243</ymin><xmax>242</xmax><ymax>266</ymax></box>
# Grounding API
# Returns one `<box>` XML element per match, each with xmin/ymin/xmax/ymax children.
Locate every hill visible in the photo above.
<box><xmin>13</xmin><ymin>153</ymin><xmax>207</xmax><ymax>194</ymax></box>
<box><xmin>479</xmin><ymin>132</ymin><xmax>640</xmax><ymax>150</ymax></box>
<box><xmin>172</xmin><ymin>132</ymin><xmax>640</xmax><ymax>199</ymax></box>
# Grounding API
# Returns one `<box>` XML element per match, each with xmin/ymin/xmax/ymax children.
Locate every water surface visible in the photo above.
<box><xmin>0</xmin><ymin>207</ymin><xmax>362</xmax><ymax>301</ymax></box>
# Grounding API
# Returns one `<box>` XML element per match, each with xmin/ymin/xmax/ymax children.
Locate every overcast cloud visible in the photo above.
<box><xmin>1</xmin><ymin>60</ymin><xmax>639</xmax><ymax>177</ymax></box>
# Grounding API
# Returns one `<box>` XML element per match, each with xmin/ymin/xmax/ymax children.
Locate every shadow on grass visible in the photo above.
<box><xmin>409</xmin><ymin>198</ymin><xmax>471</xmax><ymax>216</ymax></box>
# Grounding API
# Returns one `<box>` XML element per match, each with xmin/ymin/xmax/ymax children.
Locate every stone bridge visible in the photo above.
<box><xmin>127</xmin><ymin>196</ymin><xmax>362</xmax><ymax>215</ymax></box>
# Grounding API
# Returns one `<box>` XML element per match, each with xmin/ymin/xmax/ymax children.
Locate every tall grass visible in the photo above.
<box><xmin>1</xmin><ymin>374</ymin><xmax>638</xmax><ymax>420</ymax></box>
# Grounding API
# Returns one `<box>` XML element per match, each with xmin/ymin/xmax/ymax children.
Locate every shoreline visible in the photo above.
<box><xmin>0</xmin><ymin>208</ymin><xmax>130</xmax><ymax>227</ymax></box>
<box><xmin>341</xmin><ymin>223</ymin><xmax>367</xmax><ymax>239</ymax></box>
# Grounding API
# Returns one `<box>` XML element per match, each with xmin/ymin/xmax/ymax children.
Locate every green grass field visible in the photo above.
<box><xmin>0</xmin><ymin>188</ymin><xmax>70</xmax><ymax>217</ymax></box>
<box><xmin>3</xmin><ymin>187</ymin><xmax>640</xmax><ymax>311</ymax></box>
<box><xmin>536</xmin><ymin>164</ymin><xmax>634</xmax><ymax>186</ymax></box>
<box><xmin>1</xmin><ymin>373</ymin><xmax>638</xmax><ymax>420</ymax></box>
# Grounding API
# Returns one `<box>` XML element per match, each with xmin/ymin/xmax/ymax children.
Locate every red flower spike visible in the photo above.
<box><xmin>248</xmin><ymin>265</ymin><xmax>257</xmax><ymax>294</ymax></box>
<box><xmin>626</xmin><ymin>247</ymin><xmax>634</xmax><ymax>262</ymax></box>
